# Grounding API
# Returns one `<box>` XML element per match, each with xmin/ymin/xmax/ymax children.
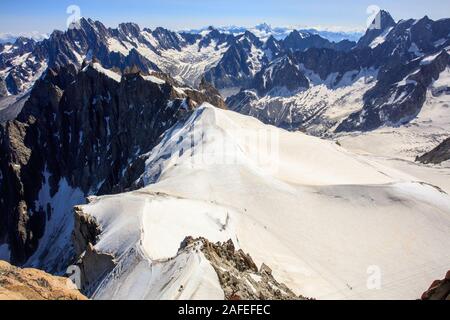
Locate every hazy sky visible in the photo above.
<box><xmin>1</xmin><ymin>0</ymin><xmax>450</xmax><ymax>35</ymax></box>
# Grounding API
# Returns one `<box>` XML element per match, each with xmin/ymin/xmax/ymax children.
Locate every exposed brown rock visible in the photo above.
<box><xmin>422</xmin><ymin>270</ymin><xmax>450</xmax><ymax>300</ymax></box>
<box><xmin>72</xmin><ymin>206</ymin><xmax>116</xmax><ymax>295</ymax></box>
<box><xmin>0</xmin><ymin>260</ymin><xmax>87</xmax><ymax>300</ymax></box>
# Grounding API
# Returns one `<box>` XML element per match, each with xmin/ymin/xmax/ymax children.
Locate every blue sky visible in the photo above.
<box><xmin>1</xmin><ymin>0</ymin><xmax>450</xmax><ymax>35</ymax></box>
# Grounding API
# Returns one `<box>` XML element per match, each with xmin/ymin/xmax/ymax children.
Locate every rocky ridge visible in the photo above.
<box><xmin>421</xmin><ymin>270</ymin><xmax>450</xmax><ymax>300</ymax></box>
<box><xmin>181</xmin><ymin>237</ymin><xmax>308</xmax><ymax>300</ymax></box>
<box><xmin>416</xmin><ymin>138</ymin><xmax>450</xmax><ymax>164</ymax></box>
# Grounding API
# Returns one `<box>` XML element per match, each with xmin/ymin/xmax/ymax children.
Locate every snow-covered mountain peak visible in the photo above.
<box><xmin>70</xmin><ymin>102</ymin><xmax>450</xmax><ymax>300</ymax></box>
<box><xmin>357</xmin><ymin>9</ymin><xmax>396</xmax><ymax>48</ymax></box>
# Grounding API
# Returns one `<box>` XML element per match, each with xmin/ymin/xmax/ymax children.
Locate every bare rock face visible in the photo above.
<box><xmin>0</xmin><ymin>260</ymin><xmax>87</xmax><ymax>300</ymax></box>
<box><xmin>421</xmin><ymin>271</ymin><xmax>450</xmax><ymax>300</ymax></box>
<box><xmin>72</xmin><ymin>205</ymin><xmax>116</xmax><ymax>295</ymax></box>
<box><xmin>180</xmin><ymin>237</ymin><xmax>308</xmax><ymax>300</ymax></box>
<box><xmin>416</xmin><ymin>138</ymin><xmax>450</xmax><ymax>164</ymax></box>
<box><xmin>336</xmin><ymin>50</ymin><xmax>450</xmax><ymax>132</ymax></box>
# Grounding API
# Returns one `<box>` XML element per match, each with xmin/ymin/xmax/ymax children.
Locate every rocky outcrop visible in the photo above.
<box><xmin>0</xmin><ymin>78</ymin><xmax>7</xmax><ymax>97</ymax></box>
<box><xmin>180</xmin><ymin>237</ymin><xmax>308</xmax><ymax>300</ymax></box>
<box><xmin>0</xmin><ymin>64</ymin><xmax>226</xmax><ymax>268</ymax></box>
<box><xmin>198</xmin><ymin>78</ymin><xmax>228</xmax><ymax>110</ymax></box>
<box><xmin>421</xmin><ymin>271</ymin><xmax>450</xmax><ymax>300</ymax></box>
<box><xmin>76</xmin><ymin>244</ymin><xmax>116</xmax><ymax>296</ymax></box>
<box><xmin>0</xmin><ymin>260</ymin><xmax>87</xmax><ymax>300</ymax></box>
<box><xmin>72</xmin><ymin>205</ymin><xmax>101</xmax><ymax>257</ymax></box>
<box><xmin>226</xmin><ymin>90</ymin><xmax>259</xmax><ymax>112</ymax></box>
<box><xmin>416</xmin><ymin>138</ymin><xmax>450</xmax><ymax>164</ymax></box>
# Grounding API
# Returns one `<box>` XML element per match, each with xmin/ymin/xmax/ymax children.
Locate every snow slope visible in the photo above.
<box><xmin>369</xmin><ymin>27</ymin><xmax>394</xmax><ymax>49</ymax></box>
<box><xmin>79</xmin><ymin>104</ymin><xmax>450</xmax><ymax>300</ymax></box>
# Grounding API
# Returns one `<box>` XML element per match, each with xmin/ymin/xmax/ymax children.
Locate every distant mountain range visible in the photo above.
<box><xmin>184</xmin><ymin>23</ymin><xmax>364</xmax><ymax>42</ymax></box>
<box><xmin>0</xmin><ymin>18</ymin><xmax>361</xmax><ymax>99</ymax></box>
<box><xmin>0</xmin><ymin>32</ymin><xmax>49</xmax><ymax>44</ymax></box>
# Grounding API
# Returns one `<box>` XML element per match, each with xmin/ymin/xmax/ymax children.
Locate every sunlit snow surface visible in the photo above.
<box><xmin>81</xmin><ymin>104</ymin><xmax>450</xmax><ymax>300</ymax></box>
